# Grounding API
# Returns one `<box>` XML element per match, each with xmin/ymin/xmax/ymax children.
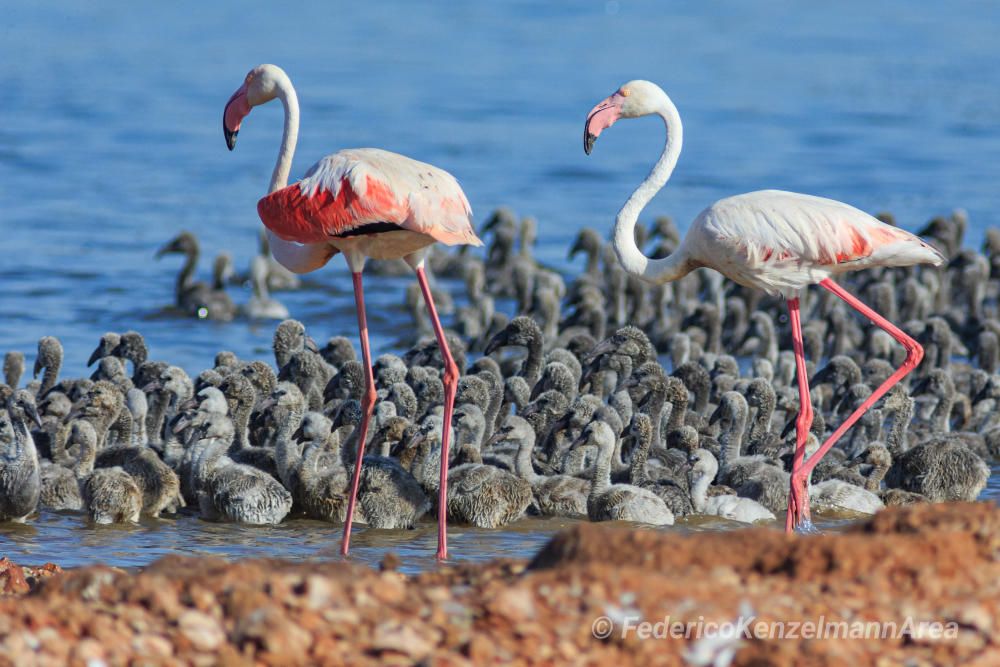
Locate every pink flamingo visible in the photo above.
<box><xmin>223</xmin><ymin>64</ymin><xmax>482</xmax><ymax>559</ymax></box>
<box><xmin>583</xmin><ymin>80</ymin><xmax>944</xmax><ymax>533</ymax></box>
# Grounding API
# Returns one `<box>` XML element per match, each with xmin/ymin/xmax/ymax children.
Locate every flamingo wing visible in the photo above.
<box><xmin>691</xmin><ymin>190</ymin><xmax>943</xmax><ymax>295</ymax></box>
<box><xmin>258</xmin><ymin>148</ymin><xmax>482</xmax><ymax>247</ymax></box>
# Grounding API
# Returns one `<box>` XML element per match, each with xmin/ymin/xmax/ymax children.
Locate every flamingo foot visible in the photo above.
<box><xmin>436</xmin><ymin>486</ymin><xmax>449</xmax><ymax>561</ymax></box>
<box><xmin>785</xmin><ymin>474</ymin><xmax>814</xmax><ymax>534</ymax></box>
<box><xmin>795</xmin><ymin>518</ymin><xmax>820</xmax><ymax>535</ymax></box>
<box><xmin>339</xmin><ymin>529</ymin><xmax>351</xmax><ymax>557</ymax></box>
<box><xmin>784</xmin><ymin>495</ymin><xmax>797</xmax><ymax>534</ymax></box>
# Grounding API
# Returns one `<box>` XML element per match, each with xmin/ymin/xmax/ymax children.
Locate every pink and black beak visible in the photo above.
<box><xmin>223</xmin><ymin>83</ymin><xmax>251</xmax><ymax>151</ymax></box>
<box><xmin>583</xmin><ymin>92</ymin><xmax>626</xmax><ymax>155</ymax></box>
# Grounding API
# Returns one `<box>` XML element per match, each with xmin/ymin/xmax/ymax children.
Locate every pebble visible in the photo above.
<box><xmin>177</xmin><ymin>610</ymin><xmax>225</xmax><ymax>652</ymax></box>
<box><xmin>0</xmin><ymin>503</ymin><xmax>996</xmax><ymax>665</ymax></box>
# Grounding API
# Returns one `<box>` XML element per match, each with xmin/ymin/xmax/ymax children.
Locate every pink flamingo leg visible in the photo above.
<box><xmin>788</xmin><ymin>278</ymin><xmax>925</xmax><ymax>529</ymax></box>
<box><xmin>340</xmin><ymin>271</ymin><xmax>378</xmax><ymax>556</ymax></box>
<box><xmin>415</xmin><ymin>265</ymin><xmax>459</xmax><ymax>561</ymax></box>
<box><xmin>785</xmin><ymin>297</ymin><xmax>814</xmax><ymax>533</ymax></box>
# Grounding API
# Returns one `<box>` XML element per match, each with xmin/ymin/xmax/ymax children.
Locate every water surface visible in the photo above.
<box><xmin>2</xmin><ymin>1</ymin><xmax>999</xmax><ymax>569</ymax></box>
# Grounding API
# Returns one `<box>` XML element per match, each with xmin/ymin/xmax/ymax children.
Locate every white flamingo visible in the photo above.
<box><xmin>583</xmin><ymin>79</ymin><xmax>943</xmax><ymax>532</ymax></box>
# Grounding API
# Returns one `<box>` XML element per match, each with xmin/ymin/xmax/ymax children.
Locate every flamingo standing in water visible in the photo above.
<box><xmin>583</xmin><ymin>80</ymin><xmax>944</xmax><ymax>533</ymax></box>
<box><xmin>223</xmin><ymin>64</ymin><xmax>482</xmax><ymax>559</ymax></box>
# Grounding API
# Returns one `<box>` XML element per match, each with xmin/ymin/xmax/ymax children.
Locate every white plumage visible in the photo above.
<box><xmin>300</xmin><ymin>148</ymin><xmax>475</xmax><ymax>238</ymax></box>
<box><xmin>687</xmin><ymin>190</ymin><xmax>944</xmax><ymax>297</ymax></box>
<box><xmin>583</xmin><ymin>80</ymin><xmax>944</xmax><ymax>296</ymax></box>
<box><xmin>585</xmin><ymin>79</ymin><xmax>943</xmax><ymax>533</ymax></box>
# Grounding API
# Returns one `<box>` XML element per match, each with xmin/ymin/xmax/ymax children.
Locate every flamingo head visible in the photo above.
<box><xmin>223</xmin><ymin>64</ymin><xmax>290</xmax><ymax>150</ymax></box>
<box><xmin>583</xmin><ymin>80</ymin><xmax>669</xmax><ymax>154</ymax></box>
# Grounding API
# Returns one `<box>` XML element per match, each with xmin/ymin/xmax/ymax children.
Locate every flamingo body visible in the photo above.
<box><xmin>258</xmin><ymin>148</ymin><xmax>481</xmax><ymax>259</ymax></box>
<box><xmin>584</xmin><ymin>79</ymin><xmax>943</xmax><ymax>534</ymax></box>
<box><xmin>686</xmin><ymin>190</ymin><xmax>943</xmax><ymax>297</ymax></box>
<box><xmin>225</xmin><ymin>64</ymin><xmax>477</xmax><ymax>560</ymax></box>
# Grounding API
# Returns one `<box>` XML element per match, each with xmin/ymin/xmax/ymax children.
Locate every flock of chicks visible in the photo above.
<box><xmin>0</xmin><ymin>207</ymin><xmax>995</xmax><ymax>535</ymax></box>
<box><xmin>155</xmin><ymin>229</ymin><xmax>298</xmax><ymax>321</ymax></box>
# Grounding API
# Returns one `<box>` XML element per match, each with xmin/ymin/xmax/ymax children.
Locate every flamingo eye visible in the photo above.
<box><xmin>620</xmin><ymin>87</ymin><xmax>630</xmax><ymax>97</ymax></box>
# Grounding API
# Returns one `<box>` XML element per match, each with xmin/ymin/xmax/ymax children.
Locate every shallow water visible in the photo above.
<box><xmin>2</xmin><ymin>2</ymin><xmax>1000</xmax><ymax>569</ymax></box>
<box><xmin>0</xmin><ymin>508</ymin><xmax>873</xmax><ymax>574</ymax></box>
<box><xmin>4</xmin><ymin>464</ymin><xmax>997</xmax><ymax>573</ymax></box>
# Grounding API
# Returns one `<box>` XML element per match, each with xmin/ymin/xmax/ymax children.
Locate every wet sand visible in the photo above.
<box><xmin>1</xmin><ymin>502</ymin><xmax>997</xmax><ymax>666</ymax></box>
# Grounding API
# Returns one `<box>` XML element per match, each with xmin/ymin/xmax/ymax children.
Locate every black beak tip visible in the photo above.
<box><xmin>225</xmin><ymin>128</ymin><xmax>238</xmax><ymax>151</ymax></box>
<box><xmin>584</xmin><ymin>133</ymin><xmax>596</xmax><ymax>155</ymax></box>
<box><xmin>483</xmin><ymin>335</ymin><xmax>504</xmax><ymax>356</ymax></box>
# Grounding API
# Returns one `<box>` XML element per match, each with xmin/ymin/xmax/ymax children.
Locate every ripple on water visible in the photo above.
<box><xmin>4</xmin><ymin>475</ymin><xmax>997</xmax><ymax>574</ymax></box>
<box><xmin>2</xmin><ymin>1</ymin><xmax>999</xmax><ymax>570</ymax></box>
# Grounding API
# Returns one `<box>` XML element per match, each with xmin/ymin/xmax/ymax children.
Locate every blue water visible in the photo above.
<box><xmin>2</xmin><ymin>1</ymin><xmax>999</xmax><ymax>568</ymax></box>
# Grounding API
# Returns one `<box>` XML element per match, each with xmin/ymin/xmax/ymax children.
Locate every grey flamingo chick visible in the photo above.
<box><xmin>111</xmin><ymin>331</ymin><xmax>149</xmax><ymax>379</ymax></box>
<box><xmin>485</xmin><ymin>316</ymin><xmax>545</xmax><ymax>389</ymax></box>
<box><xmin>86</xmin><ymin>332</ymin><xmax>120</xmax><ymax>368</ymax></box>
<box><xmin>493</xmin><ymin>415</ymin><xmax>589</xmax><ymax>518</ymax></box>
<box><xmin>94</xmin><ymin>443</ymin><xmax>183</xmax><ymax>518</ymax></box>
<box><xmin>196</xmin><ymin>443</ymin><xmax>292</xmax><ymax>525</ymax></box>
<box><xmin>886</xmin><ymin>440</ymin><xmax>989</xmax><ymax>502</ymax></box>
<box><xmin>272</xmin><ymin>319</ymin><xmax>318</xmax><ymax>370</ymax></box>
<box><xmin>341</xmin><ymin>417</ymin><xmax>430</xmax><ymax>530</ymax></box>
<box><xmin>876</xmin><ymin>385</ymin><xmax>990</xmax><ymax>501</ymax></box>
<box><xmin>582</xmin><ymin>420</ymin><xmax>674</xmax><ymax>525</ymax></box>
<box><xmin>687</xmin><ymin>449</ymin><xmax>775</xmax><ymax>523</ymax></box>
<box><xmin>68</xmin><ymin>421</ymin><xmax>142</xmax><ymax>524</ymax></box>
<box><xmin>0</xmin><ymin>391</ymin><xmax>42</xmax><ymax>522</ymax></box>
<box><xmin>40</xmin><ymin>419</ymin><xmax>99</xmax><ymax>511</ymax></box>
<box><xmin>4</xmin><ymin>352</ymin><xmax>24</xmax><ymax>388</ymax></box>
<box><xmin>39</xmin><ymin>419</ymin><xmax>103</xmax><ymax>510</ymax></box>
<box><xmin>628</xmin><ymin>413</ymin><xmax>693</xmax><ymax>518</ymax></box>
<box><xmin>81</xmin><ymin>470</ymin><xmax>142</xmax><ymax>524</ymax></box>
<box><xmin>33</xmin><ymin>336</ymin><xmax>64</xmax><ymax>398</ymax></box>
<box><xmin>155</xmin><ymin>231</ymin><xmax>237</xmax><ymax>321</ymax></box>
<box><xmin>808</xmin><ymin>477</ymin><xmax>884</xmax><ymax>516</ymax></box>
<box><xmin>446</xmin><ymin>406</ymin><xmax>532</xmax><ymax>528</ymax></box>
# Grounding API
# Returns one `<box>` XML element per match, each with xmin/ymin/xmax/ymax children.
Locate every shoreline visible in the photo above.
<box><xmin>2</xmin><ymin>502</ymin><xmax>997</xmax><ymax>665</ymax></box>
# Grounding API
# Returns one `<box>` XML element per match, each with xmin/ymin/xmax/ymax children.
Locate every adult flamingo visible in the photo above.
<box><xmin>583</xmin><ymin>80</ymin><xmax>943</xmax><ymax>533</ymax></box>
<box><xmin>223</xmin><ymin>64</ymin><xmax>481</xmax><ymax>559</ymax></box>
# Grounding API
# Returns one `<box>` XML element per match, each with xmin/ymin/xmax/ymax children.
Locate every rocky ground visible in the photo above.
<box><xmin>1</xmin><ymin>503</ymin><xmax>999</xmax><ymax>666</ymax></box>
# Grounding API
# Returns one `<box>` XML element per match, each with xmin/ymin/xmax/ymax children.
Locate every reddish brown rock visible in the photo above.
<box><xmin>0</xmin><ymin>557</ymin><xmax>29</xmax><ymax>596</ymax></box>
<box><xmin>0</xmin><ymin>503</ymin><xmax>998</xmax><ymax>665</ymax></box>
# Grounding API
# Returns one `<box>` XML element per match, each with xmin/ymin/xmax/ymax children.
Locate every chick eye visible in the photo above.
<box><xmin>620</xmin><ymin>88</ymin><xmax>630</xmax><ymax>97</ymax></box>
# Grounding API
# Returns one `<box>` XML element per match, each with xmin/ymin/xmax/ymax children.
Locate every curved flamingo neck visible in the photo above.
<box><xmin>262</xmin><ymin>74</ymin><xmax>333</xmax><ymax>273</ymax></box>
<box><xmin>613</xmin><ymin>97</ymin><xmax>693</xmax><ymax>284</ymax></box>
<box><xmin>268</xmin><ymin>77</ymin><xmax>300</xmax><ymax>194</ymax></box>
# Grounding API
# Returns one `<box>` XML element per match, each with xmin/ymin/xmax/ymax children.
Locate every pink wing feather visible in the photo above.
<box><xmin>258</xmin><ymin>148</ymin><xmax>482</xmax><ymax>247</ymax></box>
<box><xmin>689</xmin><ymin>190</ymin><xmax>944</xmax><ymax>296</ymax></box>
